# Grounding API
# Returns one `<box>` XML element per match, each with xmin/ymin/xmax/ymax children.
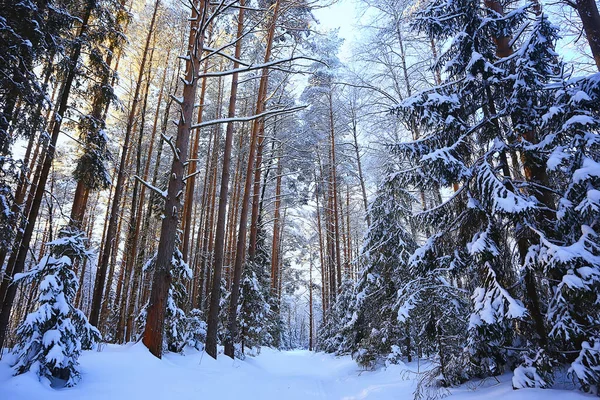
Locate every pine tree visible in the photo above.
<box><xmin>11</xmin><ymin>227</ymin><xmax>100</xmax><ymax>387</ymax></box>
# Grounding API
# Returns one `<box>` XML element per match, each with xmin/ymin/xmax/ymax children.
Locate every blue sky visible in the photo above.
<box><xmin>312</xmin><ymin>0</ymin><xmax>358</xmax><ymax>61</ymax></box>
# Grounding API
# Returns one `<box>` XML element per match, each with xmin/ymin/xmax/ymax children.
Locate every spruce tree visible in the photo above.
<box><xmin>348</xmin><ymin>165</ymin><xmax>416</xmax><ymax>367</ymax></box>
<box><xmin>395</xmin><ymin>0</ymin><xmax>600</xmax><ymax>391</ymax></box>
<box><xmin>11</xmin><ymin>227</ymin><xmax>100</xmax><ymax>387</ymax></box>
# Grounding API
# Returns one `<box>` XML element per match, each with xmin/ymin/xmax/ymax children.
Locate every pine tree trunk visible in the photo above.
<box><xmin>328</xmin><ymin>93</ymin><xmax>343</xmax><ymax>290</ymax></box>
<box><xmin>204</xmin><ymin>0</ymin><xmax>246</xmax><ymax>359</ymax></box>
<box><xmin>315</xmin><ymin>175</ymin><xmax>328</xmax><ymax>315</ymax></box>
<box><xmin>182</xmin><ymin>60</ymin><xmax>210</xmax><ymax>263</ymax></box>
<box><xmin>226</xmin><ymin>129</ymin><xmax>246</xmax><ymax>287</ymax></box>
<box><xmin>270</xmin><ymin>150</ymin><xmax>283</xmax><ymax>294</ymax></box>
<box><xmin>100</xmin><ymin>177</ymin><xmax>130</xmax><ymax>333</ymax></box>
<box><xmin>142</xmin><ymin>0</ymin><xmax>207</xmax><ymax>358</ymax></box>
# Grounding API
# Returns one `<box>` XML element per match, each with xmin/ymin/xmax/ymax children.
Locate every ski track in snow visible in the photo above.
<box><xmin>0</xmin><ymin>343</ymin><xmax>593</xmax><ymax>400</ymax></box>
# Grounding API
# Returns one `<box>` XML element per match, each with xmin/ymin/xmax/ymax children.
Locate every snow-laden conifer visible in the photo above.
<box><xmin>11</xmin><ymin>227</ymin><xmax>100</xmax><ymax>387</ymax></box>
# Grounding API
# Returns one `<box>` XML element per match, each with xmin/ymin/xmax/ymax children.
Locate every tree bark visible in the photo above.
<box><xmin>142</xmin><ymin>0</ymin><xmax>207</xmax><ymax>358</ymax></box>
<box><xmin>224</xmin><ymin>0</ymin><xmax>281</xmax><ymax>359</ymax></box>
<box><xmin>575</xmin><ymin>0</ymin><xmax>600</xmax><ymax>71</ymax></box>
<box><xmin>204</xmin><ymin>0</ymin><xmax>246</xmax><ymax>359</ymax></box>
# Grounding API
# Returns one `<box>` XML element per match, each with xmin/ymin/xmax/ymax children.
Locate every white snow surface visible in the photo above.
<box><xmin>0</xmin><ymin>344</ymin><xmax>593</xmax><ymax>400</ymax></box>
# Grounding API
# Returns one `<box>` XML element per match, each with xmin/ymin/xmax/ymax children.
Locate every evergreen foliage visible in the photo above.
<box><xmin>11</xmin><ymin>227</ymin><xmax>100</xmax><ymax>387</ymax></box>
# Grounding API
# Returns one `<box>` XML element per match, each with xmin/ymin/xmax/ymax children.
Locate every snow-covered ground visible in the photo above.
<box><xmin>0</xmin><ymin>344</ymin><xmax>593</xmax><ymax>400</ymax></box>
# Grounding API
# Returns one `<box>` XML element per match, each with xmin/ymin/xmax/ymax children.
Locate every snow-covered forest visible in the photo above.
<box><xmin>0</xmin><ymin>0</ymin><xmax>599</xmax><ymax>398</ymax></box>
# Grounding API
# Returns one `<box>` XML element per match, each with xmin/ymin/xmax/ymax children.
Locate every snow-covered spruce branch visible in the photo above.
<box><xmin>197</xmin><ymin>56</ymin><xmax>323</xmax><ymax>78</ymax></box>
<box><xmin>133</xmin><ymin>176</ymin><xmax>167</xmax><ymax>199</ymax></box>
<box><xmin>190</xmin><ymin>105</ymin><xmax>306</xmax><ymax>130</ymax></box>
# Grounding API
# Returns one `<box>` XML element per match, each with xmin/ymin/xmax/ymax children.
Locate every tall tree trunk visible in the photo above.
<box><xmin>142</xmin><ymin>0</ymin><xmax>207</xmax><ymax>358</ymax></box>
<box><xmin>328</xmin><ymin>92</ymin><xmax>342</xmax><ymax>291</ymax></box>
<box><xmin>224</xmin><ymin>0</ymin><xmax>281</xmax><ymax>359</ymax></box>
<box><xmin>315</xmin><ymin>173</ymin><xmax>327</xmax><ymax>315</ymax></box>
<box><xmin>226</xmin><ymin>128</ymin><xmax>246</xmax><ymax>287</ymax></box>
<box><xmin>100</xmin><ymin>176</ymin><xmax>130</xmax><ymax>333</ymax></box>
<box><xmin>182</xmin><ymin>59</ymin><xmax>210</xmax><ymax>263</ymax></box>
<box><xmin>204</xmin><ymin>0</ymin><xmax>246</xmax><ymax>359</ymax></box>
<box><xmin>270</xmin><ymin>149</ymin><xmax>283</xmax><ymax>294</ymax></box>
<box><xmin>575</xmin><ymin>0</ymin><xmax>600</xmax><ymax>70</ymax></box>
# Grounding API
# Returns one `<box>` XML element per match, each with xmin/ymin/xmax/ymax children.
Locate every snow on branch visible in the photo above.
<box><xmin>190</xmin><ymin>105</ymin><xmax>306</xmax><ymax>130</ymax></box>
<box><xmin>134</xmin><ymin>176</ymin><xmax>167</xmax><ymax>199</ymax></box>
<box><xmin>161</xmin><ymin>133</ymin><xmax>180</xmax><ymax>161</ymax></box>
<box><xmin>197</xmin><ymin>56</ymin><xmax>322</xmax><ymax>78</ymax></box>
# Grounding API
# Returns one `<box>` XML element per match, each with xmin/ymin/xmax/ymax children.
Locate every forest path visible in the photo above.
<box><xmin>0</xmin><ymin>343</ymin><xmax>413</xmax><ymax>400</ymax></box>
<box><xmin>0</xmin><ymin>343</ymin><xmax>591</xmax><ymax>400</ymax></box>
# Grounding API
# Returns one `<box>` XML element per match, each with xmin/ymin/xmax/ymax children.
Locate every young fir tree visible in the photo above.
<box><xmin>11</xmin><ymin>227</ymin><xmax>100</xmax><ymax>387</ymax></box>
<box><xmin>346</xmin><ymin>166</ymin><xmax>416</xmax><ymax>368</ymax></box>
<box><xmin>316</xmin><ymin>277</ymin><xmax>356</xmax><ymax>355</ymax></box>
<box><xmin>238</xmin><ymin>268</ymin><xmax>272</xmax><ymax>354</ymax></box>
<box><xmin>237</xmin><ymin>226</ymin><xmax>276</xmax><ymax>354</ymax></box>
